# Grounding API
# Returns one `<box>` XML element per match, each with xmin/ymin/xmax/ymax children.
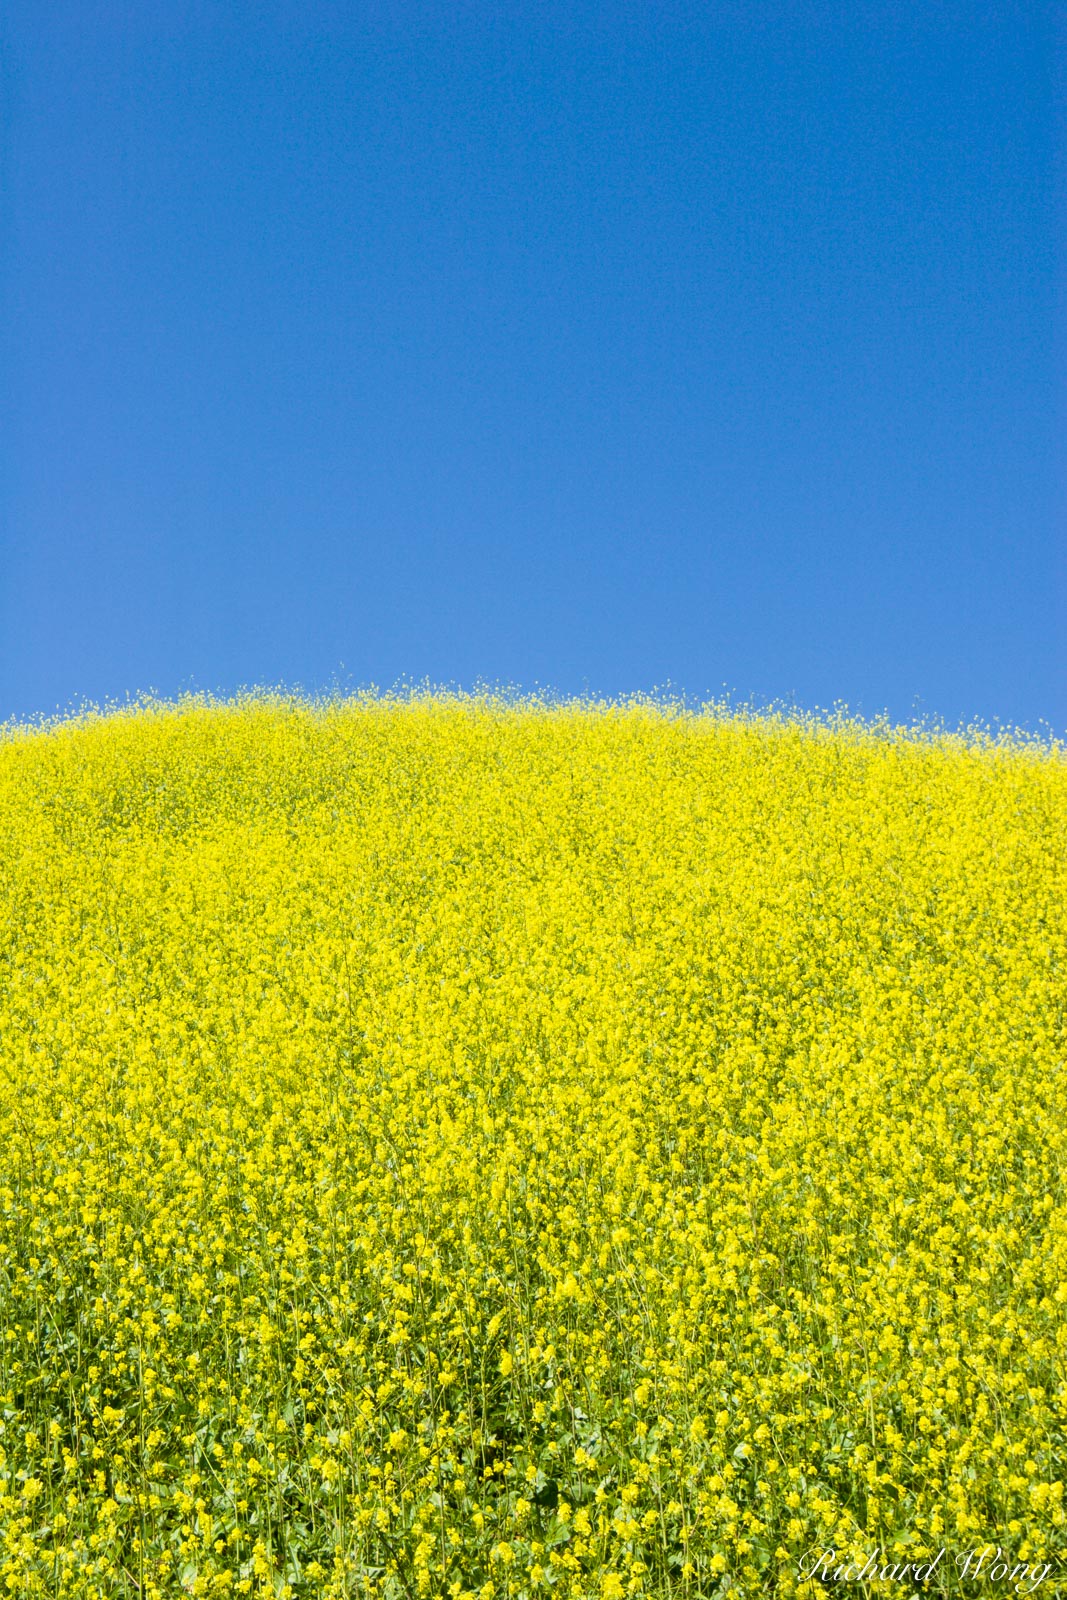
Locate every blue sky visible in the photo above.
<box><xmin>3</xmin><ymin>2</ymin><xmax>1063</xmax><ymax>730</ymax></box>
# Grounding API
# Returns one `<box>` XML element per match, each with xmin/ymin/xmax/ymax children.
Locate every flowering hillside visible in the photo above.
<box><xmin>1</xmin><ymin>695</ymin><xmax>1064</xmax><ymax>1598</ymax></box>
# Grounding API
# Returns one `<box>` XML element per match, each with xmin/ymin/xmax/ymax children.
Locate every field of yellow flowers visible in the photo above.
<box><xmin>0</xmin><ymin>693</ymin><xmax>1064</xmax><ymax>1599</ymax></box>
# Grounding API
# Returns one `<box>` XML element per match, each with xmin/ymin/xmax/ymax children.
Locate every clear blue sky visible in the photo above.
<box><xmin>3</xmin><ymin>2</ymin><xmax>1063</xmax><ymax>730</ymax></box>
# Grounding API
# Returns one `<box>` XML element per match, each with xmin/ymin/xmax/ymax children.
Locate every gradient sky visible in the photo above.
<box><xmin>2</xmin><ymin>1</ymin><xmax>1063</xmax><ymax>730</ymax></box>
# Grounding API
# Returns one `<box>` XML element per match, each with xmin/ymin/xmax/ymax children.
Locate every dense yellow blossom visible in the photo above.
<box><xmin>0</xmin><ymin>693</ymin><xmax>1064</xmax><ymax>1598</ymax></box>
